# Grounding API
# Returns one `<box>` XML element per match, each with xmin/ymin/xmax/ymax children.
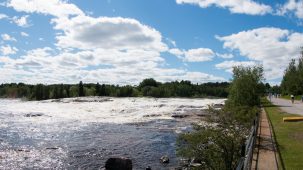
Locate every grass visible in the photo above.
<box><xmin>262</xmin><ymin>98</ymin><xmax>303</xmax><ymax>169</ymax></box>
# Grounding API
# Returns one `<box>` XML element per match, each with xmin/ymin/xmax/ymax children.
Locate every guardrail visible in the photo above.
<box><xmin>236</xmin><ymin>112</ymin><xmax>259</xmax><ymax>170</ymax></box>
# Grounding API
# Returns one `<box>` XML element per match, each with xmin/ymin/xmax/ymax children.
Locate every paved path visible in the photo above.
<box><xmin>252</xmin><ymin>108</ymin><xmax>278</xmax><ymax>170</ymax></box>
<box><xmin>270</xmin><ymin>97</ymin><xmax>303</xmax><ymax>116</ymax></box>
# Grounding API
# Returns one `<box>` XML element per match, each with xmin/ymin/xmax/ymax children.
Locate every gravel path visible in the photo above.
<box><xmin>269</xmin><ymin>97</ymin><xmax>303</xmax><ymax>116</ymax></box>
<box><xmin>252</xmin><ymin>108</ymin><xmax>278</xmax><ymax>170</ymax></box>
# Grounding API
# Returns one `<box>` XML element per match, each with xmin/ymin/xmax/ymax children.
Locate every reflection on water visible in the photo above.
<box><xmin>0</xmin><ymin>97</ymin><xmax>224</xmax><ymax>169</ymax></box>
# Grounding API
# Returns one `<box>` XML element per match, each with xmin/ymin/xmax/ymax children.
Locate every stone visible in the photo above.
<box><xmin>160</xmin><ymin>155</ymin><xmax>169</xmax><ymax>164</ymax></box>
<box><xmin>25</xmin><ymin>113</ymin><xmax>43</xmax><ymax>117</ymax></box>
<box><xmin>105</xmin><ymin>157</ymin><xmax>132</xmax><ymax>170</ymax></box>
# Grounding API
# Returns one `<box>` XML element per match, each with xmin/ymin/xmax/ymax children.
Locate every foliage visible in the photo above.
<box><xmin>223</xmin><ymin>65</ymin><xmax>264</xmax><ymax>124</ymax></box>
<box><xmin>78</xmin><ymin>81</ymin><xmax>85</xmax><ymax>97</ymax></box>
<box><xmin>281</xmin><ymin>48</ymin><xmax>303</xmax><ymax>95</ymax></box>
<box><xmin>177</xmin><ymin>65</ymin><xmax>264</xmax><ymax>169</ymax></box>
<box><xmin>178</xmin><ymin>111</ymin><xmax>248</xmax><ymax>170</ymax></box>
<box><xmin>0</xmin><ymin>79</ymin><xmax>230</xmax><ymax>100</ymax></box>
<box><xmin>227</xmin><ymin>65</ymin><xmax>264</xmax><ymax>107</ymax></box>
<box><xmin>138</xmin><ymin>78</ymin><xmax>158</xmax><ymax>88</ymax></box>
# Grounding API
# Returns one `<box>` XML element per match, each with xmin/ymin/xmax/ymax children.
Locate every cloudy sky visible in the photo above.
<box><xmin>0</xmin><ymin>0</ymin><xmax>302</xmax><ymax>85</ymax></box>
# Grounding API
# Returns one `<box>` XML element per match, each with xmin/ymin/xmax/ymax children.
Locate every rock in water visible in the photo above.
<box><xmin>160</xmin><ymin>155</ymin><xmax>169</xmax><ymax>163</ymax></box>
<box><xmin>105</xmin><ymin>157</ymin><xmax>132</xmax><ymax>170</ymax></box>
<box><xmin>25</xmin><ymin>113</ymin><xmax>43</xmax><ymax>117</ymax></box>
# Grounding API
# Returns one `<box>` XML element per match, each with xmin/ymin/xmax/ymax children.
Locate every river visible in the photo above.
<box><xmin>0</xmin><ymin>97</ymin><xmax>225</xmax><ymax>169</ymax></box>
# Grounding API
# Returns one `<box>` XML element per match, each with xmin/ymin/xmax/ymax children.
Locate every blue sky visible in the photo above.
<box><xmin>0</xmin><ymin>0</ymin><xmax>302</xmax><ymax>85</ymax></box>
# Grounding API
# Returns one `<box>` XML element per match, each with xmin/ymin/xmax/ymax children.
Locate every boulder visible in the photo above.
<box><xmin>105</xmin><ymin>157</ymin><xmax>132</xmax><ymax>170</ymax></box>
<box><xmin>160</xmin><ymin>155</ymin><xmax>169</xmax><ymax>164</ymax></box>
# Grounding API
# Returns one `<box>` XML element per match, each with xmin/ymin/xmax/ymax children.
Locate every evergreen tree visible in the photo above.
<box><xmin>96</xmin><ymin>83</ymin><xmax>101</xmax><ymax>96</ymax></box>
<box><xmin>59</xmin><ymin>84</ymin><xmax>64</xmax><ymax>98</ymax></box>
<box><xmin>79</xmin><ymin>81</ymin><xmax>84</xmax><ymax>97</ymax></box>
<box><xmin>100</xmin><ymin>84</ymin><xmax>106</xmax><ymax>96</ymax></box>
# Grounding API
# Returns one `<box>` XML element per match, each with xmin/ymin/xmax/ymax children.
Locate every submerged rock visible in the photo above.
<box><xmin>46</xmin><ymin>147</ymin><xmax>59</xmax><ymax>150</ymax></box>
<box><xmin>143</xmin><ymin>114</ymin><xmax>162</xmax><ymax>117</ymax></box>
<box><xmin>160</xmin><ymin>155</ymin><xmax>169</xmax><ymax>164</ymax></box>
<box><xmin>171</xmin><ymin>114</ymin><xmax>189</xmax><ymax>118</ymax></box>
<box><xmin>24</xmin><ymin>113</ymin><xmax>43</xmax><ymax>117</ymax></box>
<box><xmin>105</xmin><ymin>157</ymin><xmax>132</xmax><ymax>170</ymax></box>
<box><xmin>72</xmin><ymin>97</ymin><xmax>113</xmax><ymax>103</ymax></box>
<box><xmin>17</xmin><ymin>148</ymin><xmax>30</xmax><ymax>152</ymax></box>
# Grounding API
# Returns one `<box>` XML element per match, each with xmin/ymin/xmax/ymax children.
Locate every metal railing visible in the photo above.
<box><xmin>236</xmin><ymin>112</ymin><xmax>259</xmax><ymax>170</ymax></box>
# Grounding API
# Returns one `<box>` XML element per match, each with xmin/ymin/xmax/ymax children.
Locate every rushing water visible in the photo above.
<box><xmin>0</xmin><ymin>97</ymin><xmax>225</xmax><ymax>169</ymax></box>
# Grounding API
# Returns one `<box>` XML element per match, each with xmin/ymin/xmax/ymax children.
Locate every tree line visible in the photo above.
<box><xmin>0</xmin><ymin>79</ymin><xmax>230</xmax><ymax>100</ymax></box>
<box><xmin>280</xmin><ymin>48</ymin><xmax>303</xmax><ymax>95</ymax></box>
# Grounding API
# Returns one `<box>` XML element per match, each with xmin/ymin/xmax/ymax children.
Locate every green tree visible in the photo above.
<box><xmin>79</xmin><ymin>81</ymin><xmax>85</xmax><ymax>97</ymax></box>
<box><xmin>178</xmin><ymin>65</ymin><xmax>263</xmax><ymax>170</ymax></box>
<box><xmin>227</xmin><ymin>65</ymin><xmax>263</xmax><ymax>107</ymax></box>
<box><xmin>96</xmin><ymin>83</ymin><xmax>101</xmax><ymax>96</ymax></box>
<box><xmin>139</xmin><ymin>78</ymin><xmax>158</xmax><ymax>89</ymax></box>
<box><xmin>69</xmin><ymin>85</ymin><xmax>78</xmax><ymax>97</ymax></box>
<box><xmin>281</xmin><ymin>48</ymin><xmax>303</xmax><ymax>95</ymax></box>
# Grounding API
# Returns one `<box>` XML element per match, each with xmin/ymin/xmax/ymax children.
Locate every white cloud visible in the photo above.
<box><xmin>6</xmin><ymin>0</ymin><xmax>84</xmax><ymax>18</ymax></box>
<box><xmin>0</xmin><ymin>13</ymin><xmax>30</xmax><ymax>27</ymax></box>
<box><xmin>3</xmin><ymin>0</ymin><xmax>226</xmax><ymax>84</ymax></box>
<box><xmin>53</xmin><ymin>15</ymin><xmax>167</xmax><ymax>51</ymax></box>
<box><xmin>277</xmin><ymin>0</ymin><xmax>303</xmax><ymax>19</ymax></box>
<box><xmin>166</xmin><ymin>38</ymin><xmax>177</xmax><ymax>47</ymax></box>
<box><xmin>1</xmin><ymin>34</ymin><xmax>17</xmax><ymax>41</ymax></box>
<box><xmin>0</xmin><ymin>45</ymin><xmax>18</xmax><ymax>55</ymax></box>
<box><xmin>176</xmin><ymin>0</ymin><xmax>272</xmax><ymax>15</ymax></box>
<box><xmin>216</xmin><ymin>53</ymin><xmax>234</xmax><ymax>59</ymax></box>
<box><xmin>216</xmin><ymin>27</ymin><xmax>303</xmax><ymax>80</ymax></box>
<box><xmin>169</xmin><ymin>48</ymin><xmax>215</xmax><ymax>62</ymax></box>
<box><xmin>0</xmin><ymin>47</ymin><xmax>225</xmax><ymax>84</ymax></box>
<box><xmin>169</xmin><ymin>48</ymin><xmax>184</xmax><ymax>57</ymax></box>
<box><xmin>20</xmin><ymin>32</ymin><xmax>29</xmax><ymax>37</ymax></box>
<box><xmin>7</xmin><ymin>0</ymin><xmax>167</xmax><ymax>52</ymax></box>
<box><xmin>215</xmin><ymin>60</ymin><xmax>257</xmax><ymax>73</ymax></box>
<box><xmin>184</xmin><ymin>48</ymin><xmax>214</xmax><ymax>62</ymax></box>
<box><xmin>12</xmin><ymin>15</ymin><xmax>30</xmax><ymax>27</ymax></box>
<box><xmin>0</xmin><ymin>13</ymin><xmax>8</xmax><ymax>20</ymax></box>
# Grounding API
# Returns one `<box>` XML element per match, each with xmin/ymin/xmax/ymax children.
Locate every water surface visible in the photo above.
<box><xmin>0</xmin><ymin>97</ymin><xmax>224</xmax><ymax>169</ymax></box>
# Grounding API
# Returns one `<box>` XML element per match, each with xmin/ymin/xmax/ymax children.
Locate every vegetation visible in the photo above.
<box><xmin>281</xmin><ymin>48</ymin><xmax>303</xmax><ymax>95</ymax></box>
<box><xmin>263</xmin><ymin>98</ymin><xmax>303</xmax><ymax>169</ymax></box>
<box><xmin>0</xmin><ymin>79</ymin><xmax>229</xmax><ymax>100</ymax></box>
<box><xmin>177</xmin><ymin>65</ymin><xmax>264</xmax><ymax>169</ymax></box>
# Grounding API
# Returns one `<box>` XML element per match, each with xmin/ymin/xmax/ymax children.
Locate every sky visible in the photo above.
<box><xmin>0</xmin><ymin>0</ymin><xmax>302</xmax><ymax>85</ymax></box>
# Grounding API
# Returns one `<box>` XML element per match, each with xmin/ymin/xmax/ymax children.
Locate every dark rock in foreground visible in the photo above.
<box><xmin>105</xmin><ymin>157</ymin><xmax>132</xmax><ymax>170</ymax></box>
